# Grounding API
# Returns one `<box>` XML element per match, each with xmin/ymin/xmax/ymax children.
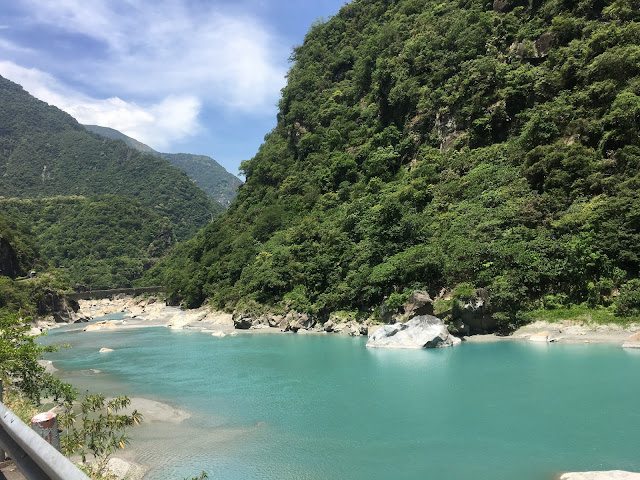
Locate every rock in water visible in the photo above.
<box><xmin>622</xmin><ymin>332</ymin><xmax>640</xmax><ymax>349</ymax></box>
<box><xmin>366</xmin><ymin>315</ymin><xmax>461</xmax><ymax>349</ymax></box>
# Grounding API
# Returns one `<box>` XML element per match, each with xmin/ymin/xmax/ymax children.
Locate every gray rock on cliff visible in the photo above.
<box><xmin>366</xmin><ymin>315</ymin><xmax>461</xmax><ymax>349</ymax></box>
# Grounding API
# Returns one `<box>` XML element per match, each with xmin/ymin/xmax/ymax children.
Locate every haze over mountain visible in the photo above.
<box><xmin>84</xmin><ymin>125</ymin><xmax>242</xmax><ymax>207</ymax></box>
<box><xmin>147</xmin><ymin>0</ymin><xmax>640</xmax><ymax>328</ymax></box>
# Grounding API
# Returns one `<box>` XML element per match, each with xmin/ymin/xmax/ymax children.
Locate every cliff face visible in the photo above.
<box><xmin>0</xmin><ymin>237</ymin><xmax>20</xmax><ymax>279</ymax></box>
<box><xmin>149</xmin><ymin>0</ymin><xmax>640</xmax><ymax>327</ymax></box>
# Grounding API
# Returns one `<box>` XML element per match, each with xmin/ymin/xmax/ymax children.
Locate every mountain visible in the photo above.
<box><xmin>82</xmin><ymin>124</ymin><xmax>156</xmax><ymax>154</ymax></box>
<box><xmin>0</xmin><ymin>75</ymin><xmax>222</xmax><ymax>241</ymax></box>
<box><xmin>83</xmin><ymin>125</ymin><xmax>242</xmax><ymax>207</ymax></box>
<box><xmin>147</xmin><ymin>0</ymin><xmax>640</xmax><ymax>328</ymax></box>
<box><xmin>1</xmin><ymin>196</ymin><xmax>175</xmax><ymax>289</ymax></box>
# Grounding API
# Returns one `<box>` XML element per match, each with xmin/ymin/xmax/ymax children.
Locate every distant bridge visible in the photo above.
<box><xmin>67</xmin><ymin>286</ymin><xmax>163</xmax><ymax>301</ymax></box>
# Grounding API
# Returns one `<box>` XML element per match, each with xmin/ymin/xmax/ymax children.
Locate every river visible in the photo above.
<box><xmin>41</xmin><ymin>324</ymin><xmax>640</xmax><ymax>479</ymax></box>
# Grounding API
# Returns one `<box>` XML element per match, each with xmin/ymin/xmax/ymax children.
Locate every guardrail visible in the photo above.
<box><xmin>0</xmin><ymin>403</ymin><xmax>89</xmax><ymax>480</ymax></box>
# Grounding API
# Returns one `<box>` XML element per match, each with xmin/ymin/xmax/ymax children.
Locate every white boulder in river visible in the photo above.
<box><xmin>366</xmin><ymin>315</ymin><xmax>461</xmax><ymax>349</ymax></box>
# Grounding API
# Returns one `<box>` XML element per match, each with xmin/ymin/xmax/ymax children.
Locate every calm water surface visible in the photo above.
<box><xmin>42</xmin><ymin>326</ymin><xmax>640</xmax><ymax>479</ymax></box>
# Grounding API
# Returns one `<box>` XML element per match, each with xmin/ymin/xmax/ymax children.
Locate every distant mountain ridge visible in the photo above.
<box><xmin>0</xmin><ymin>74</ymin><xmax>221</xmax><ymax>241</ymax></box>
<box><xmin>84</xmin><ymin>125</ymin><xmax>242</xmax><ymax>207</ymax></box>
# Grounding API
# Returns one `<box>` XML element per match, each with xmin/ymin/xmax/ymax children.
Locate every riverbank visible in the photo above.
<box><xmin>464</xmin><ymin>320</ymin><xmax>640</xmax><ymax>346</ymax></box>
<box><xmin>52</xmin><ymin>295</ymin><xmax>640</xmax><ymax>348</ymax></box>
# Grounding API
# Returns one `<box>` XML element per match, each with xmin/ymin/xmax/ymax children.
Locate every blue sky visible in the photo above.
<box><xmin>0</xmin><ymin>0</ymin><xmax>348</xmax><ymax>176</ymax></box>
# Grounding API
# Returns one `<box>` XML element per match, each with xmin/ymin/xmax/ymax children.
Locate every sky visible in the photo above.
<box><xmin>0</xmin><ymin>0</ymin><xmax>348</xmax><ymax>176</ymax></box>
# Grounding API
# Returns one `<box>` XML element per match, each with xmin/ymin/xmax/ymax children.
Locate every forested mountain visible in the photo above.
<box><xmin>84</xmin><ymin>125</ymin><xmax>242</xmax><ymax>207</ymax></box>
<box><xmin>83</xmin><ymin>124</ymin><xmax>156</xmax><ymax>153</ymax></box>
<box><xmin>1</xmin><ymin>196</ymin><xmax>174</xmax><ymax>289</ymax></box>
<box><xmin>148</xmin><ymin>0</ymin><xmax>640</xmax><ymax>328</ymax></box>
<box><xmin>0</xmin><ymin>76</ymin><xmax>222</xmax><ymax>241</ymax></box>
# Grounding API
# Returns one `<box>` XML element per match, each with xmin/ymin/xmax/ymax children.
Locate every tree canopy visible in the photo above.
<box><xmin>148</xmin><ymin>0</ymin><xmax>640</xmax><ymax>327</ymax></box>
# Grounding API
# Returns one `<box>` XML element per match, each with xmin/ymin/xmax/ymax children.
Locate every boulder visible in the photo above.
<box><xmin>323</xmin><ymin>320</ymin><xmax>335</xmax><ymax>332</ymax></box>
<box><xmin>106</xmin><ymin>457</ymin><xmax>149</xmax><ymax>480</ymax></box>
<box><xmin>268</xmin><ymin>315</ymin><xmax>283</xmax><ymax>328</ymax></box>
<box><xmin>622</xmin><ymin>331</ymin><xmax>640</xmax><ymax>349</ymax></box>
<box><xmin>366</xmin><ymin>315</ymin><xmax>461</xmax><ymax>349</ymax></box>
<box><xmin>332</xmin><ymin>322</ymin><xmax>348</xmax><ymax>334</ymax></box>
<box><xmin>347</xmin><ymin>323</ymin><xmax>361</xmax><ymax>337</ymax></box>
<box><xmin>99</xmin><ymin>347</ymin><xmax>114</xmax><ymax>353</ymax></box>
<box><xmin>84</xmin><ymin>320</ymin><xmax>117</xmax><ymax>332</ymax></box>
<box><xmin>529</xmin><ymin>331</ymin><xmax>550</xmax><ymax>342</ymax></box>
<box><xmin>233</xmin><ymin>315</ymin><xmax>254</xmax><ymax>330</ymax></box>
<box><xmin>560</xmin><ymin>471</ymin><xmax>640</xmax><ymax>480</ymax></box>
<box><xmin>402</xmin><ymin>290</ymin><xmax>434</xmax><ymax>320</ymax></box>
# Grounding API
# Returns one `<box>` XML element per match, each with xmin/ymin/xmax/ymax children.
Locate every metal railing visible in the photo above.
<box><xmin>0</xmin><ymin>402</ymin><xmax>89</xmax><ymax>480</ymax></box>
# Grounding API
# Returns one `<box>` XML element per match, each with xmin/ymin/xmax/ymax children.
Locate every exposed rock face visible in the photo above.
<box><xmin>366</xmin><ymin>315</ymin><xmax>461</xmax><ymax>349</ymax></box>
<box><xmin>0</xmin><ymin>237</ymin><xmax>20</xmax><ymax>278</ymax></box>
<box><xmin>560</xmin><ymin>471</ymin><xmax>640</xmax><ymax>480</ymax></box>
<box><xmin>401</xmin><ymin>290</ymin><xmax>434</xmax><ymax>321</ymax></box>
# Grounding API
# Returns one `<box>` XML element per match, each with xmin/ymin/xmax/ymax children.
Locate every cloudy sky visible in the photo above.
<box><xmin>0</xmin><ymin>0</ymin><xmax>348</xmax><ymax>175</ymax></box>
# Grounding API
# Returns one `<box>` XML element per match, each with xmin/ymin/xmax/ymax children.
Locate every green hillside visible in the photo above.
<box><xmin>148</xmin><ymin>0</ymin><xmax>640</xmax><ymax>328</ymax></box>
<box><xmin>83</xmin><ymin>124</ymin><xmax>156</xmax><ymax>153</ymax></box>
<box><xmin>0</xmin><ymin>76</ymin><xmax>221</xmax><ymax>241</ymax></box>
<box><xmin>1</xmin><ymin>196</ymin><xmax>174</xmax><ymax>289</ymax></box>
<box><xmin>83</xmin><ymin>125</ymin><xmax>242</xmax><ymax>206</ymax></box>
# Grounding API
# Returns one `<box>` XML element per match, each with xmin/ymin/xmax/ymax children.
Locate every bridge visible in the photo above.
<box><xmin>66</xmin><ymin>286</ymin><xmax>163</xmax><ymax>301</ymax></box>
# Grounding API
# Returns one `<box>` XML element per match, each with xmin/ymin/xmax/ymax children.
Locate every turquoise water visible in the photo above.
<box><xmin>42</xmin><ymin>327</ymin><xmax>640</xmax><ymax>479</ymax></box>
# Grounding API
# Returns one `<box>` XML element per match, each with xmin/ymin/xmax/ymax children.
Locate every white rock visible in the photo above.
<box><xmin>560</xmin><ymin>471</ymin><xmax>640</xmax><ymax>480</ymax></box>
<box><xmin>366</xmin><ymin>315</ymin><xmax>461</xmax><ymax>349</ymax></box>
<box><xmin>99</xmin><ymin>347</ymin><xmax>114</xmax><ymax>353</ymax></box>
<box><xmin>106</xmin><ymin>457</ymin><xmax>149</xmax><ymax>480</ymax></box>
<box><xmin>529</xmin><ymin>331</ymin><xmax>550</xmax><ymax>342</ymax></box>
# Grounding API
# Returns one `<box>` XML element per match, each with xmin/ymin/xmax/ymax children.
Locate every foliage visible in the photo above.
<box><xmin>0</xmin><ymin>76</ymin><xmax>220</xmax><ymax>241</ymax></box>
<box><xmin>60</xmin><ymin>394</ymin><xmax>142</xmax><ymax>476</ymax></box>
<box><xmin>1</xmin><ymin>196</ymin><xmax>175</xmax><ymax>289</ymax></box>
<box><xmin>0</xmin><ymin>311</ymin><xmax>75</xmax><ymax>404</ymax></box>
<box><xmin>83</xmin><ymin>124</ymin><xmax>242</xmax><ymax>207</ymax></box>
<box><xmin>146</xmin><ymin>0</ymin><xmax>640</xmax><ymax>328</ymax></box>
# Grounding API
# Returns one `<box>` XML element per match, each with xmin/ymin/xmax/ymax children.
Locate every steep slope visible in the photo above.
<box><xmin>0</xmin><ymin>76</ymin><xmax>221</xmax><ymax>240</ymax></box>
<box><xmin>83</xmin><ymin>124</ymin><xmax>156</xmax><ymax>153</ymax></box>
<box><xmin>84</xmin><ymin>124</ymin><xmax>242</xmax><ymax>206</ymax></box>
<box><xmin>1</xmin><ymin>196</ymin><xmax>174</xmax><ymax>289</ymax></box>
<box><xmin>148</xmin><ymin>0</ymin><xmax>640</xmax><ymax>327</ymax></box>
<box><xmin>0</xmin><ymin>211</ymin><xmax>38</xmax><ymax>279</ymax></box>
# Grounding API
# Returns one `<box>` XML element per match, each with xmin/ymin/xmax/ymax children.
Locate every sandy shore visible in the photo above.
<box><xmin>463</xmin><ymin>320</ymin><xmax>640</xmax><ymax>346</ymax></box>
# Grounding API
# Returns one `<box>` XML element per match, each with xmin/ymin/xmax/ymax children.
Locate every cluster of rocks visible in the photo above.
<box><xmin>232</xmin><ymin>310</ymin><xmax>371</xmax><ymax>337</ymax></box>
<box><xmin>78</xmin><ymin>294</ymin><xmax>167</xmax><ymax>319</ymax></box>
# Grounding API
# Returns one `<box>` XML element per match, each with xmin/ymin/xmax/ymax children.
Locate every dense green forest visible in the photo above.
<box><xmin>0</xmin><ymin>76</ymin><xmax>221</xmax><ymax>241</ymax></box>
<box><xmin>1</xmin><ymin>196</ymin><xmax>174</xmax><ymax>289</ymax></box>
<box><xmin>84</xmin><ymin>125</ymin><xmax>243</xmax><ymax>207</ymax></box>
<box><xmin>147</xmin><ymin>0</ymin><xmax>640</xmax><ymax>328</ymax></box>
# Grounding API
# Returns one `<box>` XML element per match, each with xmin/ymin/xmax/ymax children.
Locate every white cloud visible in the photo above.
<box><xmin>21</xmin><ymin>0</ymin><xmax>287</xmax><ymax>113</ymax></box>
<box><xmin>0</xmin><ymin>37</ymin><xmax>35</xmax><ymax>54</ymax></box>
<box><xmin>0</xmin><ymin>61</ymin><xmax>201</xmax><ymax>150</ymax></box>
